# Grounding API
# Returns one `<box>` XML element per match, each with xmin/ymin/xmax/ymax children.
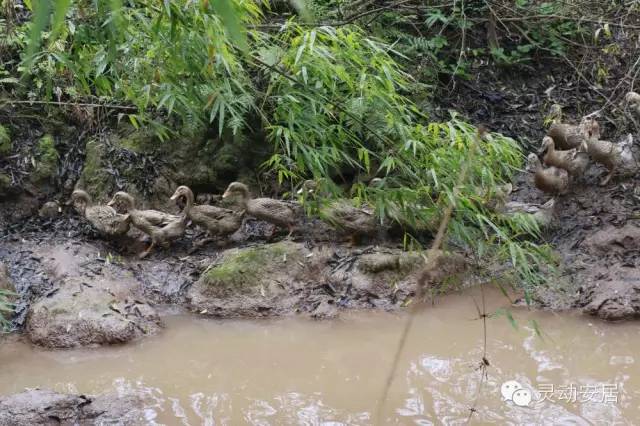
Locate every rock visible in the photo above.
<box><xmin>0</xmin><ymin>389</ymin><xmax>148</xmax><ymax>425</ymax></box>
<box><xmin>0</xmin><ymin>124</ymin><xmax>10</xmax><ymax>156</ymax></box>
<box><xmin>0</xmin><ymin>262</ymin><xmax>16</xmax><ymax>316</ymax></box>
<box><xmin>38</xmin><ymin>201</ymin><xmax>60</xmax><ymax>218</ymax></box>
<box><xmin>30</xmin><ymin>134</ymin><xmax>59</xmax><ymax>185</ymax></box>
<box><xmin>579</xmin><ymin>266</ymin><xmax>640</xmax><ymax>321</ymax></box>
<box><xmin>357</xmin><ymin>253</ymin><xmax>401</xmax><ymax>273</ymax></box>
<box><xmin>583</xmin><ymin>224</ymin><xmax>640</xmax><ymax>253</ymax></box>
<box><xmin>76</xmin><ymin>126</ymin><xmax>269</xmax><ymax>209</ymax></box>
<box><xmin>187</xmin><ymin>241</ymin><xmax>309</xmax><ymax>317</ymax></box>
<box><xmin>26</xmin><ymin>277</ymin><xmax>162</xmax><ymax>348</ymax></box>
<box><xmin>76</xmin><ymin>137</ymin><xmax>177</xmax><ymax>210</ymax></box>
<box><xmin>187</xmin><ymin>242</ymin><xmax>470</xmax><ymax>318</ymax></box>
<box><xmin>0</xmin><ymin>173</ymin><xmax>12</xmax><ymax>198</ymax></box>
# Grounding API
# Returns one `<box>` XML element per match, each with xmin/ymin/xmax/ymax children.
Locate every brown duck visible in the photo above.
<box><xmin>503</xmin><ymin>198</ymin><xmax>556</xmax><ymax>230</ymax></box>
<box><xmin>539</xmin><ymin>136</ymin><xmax>589</xmax><ymax>178</ymax></box>
<box><xmin>223</xmin><ymin>182</ymin><xmax>297</xmax><ymax>236</ymax></box>
<box><xmin>70</xmin><ymin>189</ymin><xmax>130</xmax><ymax>237</ymax></box>
<box><xmin>527</xmin><ymin>153</ymin><xmax>569</xmax><ymax>195</ymax></box>
<box><xmin>584</xmin><ymin>121</ymin><xmax>636</xmax><ymax>185</ymax></box>
<box><xmin>171</xmin><ymin>185</ymin><xmax>244</xmax><ymax>244</ymax></box>
<box><xmin>626</xmin><ymin>92</ymin><xmax>640</xmax><ymax>117</ymax></box>
<box><xmin>298</xmin><ymin>180</ymin><xmax>380</xmax><ymax>243</ymax></box>
<box><xmin>546</xmin><ymin>104</ymin><xmax>592</xmax><ymax>150</ymax></box>
<box><xmin>107</xmin><ymin>191</ymin><xmax>184</xmax><ymax>258</ymax></box>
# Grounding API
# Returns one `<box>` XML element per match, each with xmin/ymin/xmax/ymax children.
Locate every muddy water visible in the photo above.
<box><xmin>1</xmin><ymin>287</ymin><xmax>639</xmax><ymax>425</ymax></box>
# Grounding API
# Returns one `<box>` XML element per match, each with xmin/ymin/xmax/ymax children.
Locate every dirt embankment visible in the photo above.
<box><xmin>0</xmin><ymin>211</ymin><xmax>470</xmax><ymax>349</ymax></box>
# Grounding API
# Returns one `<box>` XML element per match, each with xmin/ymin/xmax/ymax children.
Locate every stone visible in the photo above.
<box><xmin>187</xmin><ymin>241</ymin><xmax>309</xmax><ymax>317</ymax></box>
<box><xmin>26</xmin><ymin>277</ymin><xmax>162</xmax><ymax>348</ymax></box>
<box><xmin>0</xmin><ymin>125</ymin><xmax>11</xmax><ymax>156</ymax></box>
<box><xmin>0</xmin><ymin>389</ymin><xmax>148</xmax><ymax>425</ymax></box>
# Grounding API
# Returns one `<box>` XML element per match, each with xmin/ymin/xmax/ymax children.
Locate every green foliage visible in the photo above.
<box><xmin>3</xmin><ymin>0</ymin><xmax>559</xmax><ymax>289</ymax></box>
<box><xmin>328</xmin><ymin>0</ymin><xmax>588</xmax><ymax>82</ymax></box>
<box><xmin>0</xmin><ymin>124</ymin><xmax>11</xmax><ymax>156</ymax></box>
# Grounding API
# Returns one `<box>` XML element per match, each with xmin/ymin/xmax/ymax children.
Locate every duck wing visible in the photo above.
<box><xmin>248</xmin><ymin>198</ymin><xmax>296</xmax><ymax>226</ymax></box>
<box><xmin>138</xmin><ymin>209</ymin><xmax>180</xmax><ymax>226</ymax></box>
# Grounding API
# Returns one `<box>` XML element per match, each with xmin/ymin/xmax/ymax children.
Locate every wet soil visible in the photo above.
<box><xmin>0</xmin><ymin>209</ymin><xmax>472</xmax><ymax>349</ymax></box>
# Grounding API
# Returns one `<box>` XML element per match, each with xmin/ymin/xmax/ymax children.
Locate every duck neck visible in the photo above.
<box><xmin>547</xmin><ymin>141</ymin><xmax>556</xmax><ymax>156</ymax></box>
<box><xmin>183</xmin><ymin>189</ymin><xmax>194</xmax><ymax>218</ymax></box>
<box><xmin>236</xmin><ymin>188</ymin><xmax>250</xmax><ymax>208</ymax></box>
<box><xmin>122</xmin><ymin>197</ymin><xmax>136</xmax><ymax>214</ymax></box>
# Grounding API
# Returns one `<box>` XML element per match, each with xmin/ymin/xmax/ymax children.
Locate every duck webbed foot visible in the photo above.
<box><xmin>599</xmin><ymin>170</ymin><xmax>614</xmax><ymax>186</ymax></box>
<box><xmin>138</xmin><ymin>242</ymin><xmax>155</xmax><ymax>259</ymax></box>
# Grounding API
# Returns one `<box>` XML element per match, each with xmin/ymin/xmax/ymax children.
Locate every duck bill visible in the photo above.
<box><xmin>169</xmin><ymin>193</ymin><xmax>179</xmax><ymax>201</ymax></box>
<box><xmin>106</xmin><ymin>199</ymin><xmax>116</xmax><ymax>207</ymax></box>
<box><xmin>222</xmin><ymin>190</ymin><xmax>231</xmax><ymax>199</ymax></box>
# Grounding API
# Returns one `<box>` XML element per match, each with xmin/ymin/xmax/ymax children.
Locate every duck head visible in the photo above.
<box><xmin>222</xmin><ymin>182</ymin><xmax>249</xmax><ymax>200</ymax></box>
<box><xmin>107</xmin><ymin>191</ymin><xmax>135</xmax><ymax>213</ymax></box>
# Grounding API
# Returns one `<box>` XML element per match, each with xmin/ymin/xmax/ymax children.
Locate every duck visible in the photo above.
<box><xmin>480</xmin><ymin>183</ymin><xmax>513</xmax><ymax>212</ymax></box>
<box><xmin>107</xmin><ymin>191</ymin><xmax>184</xmax><ymax>258</ymax></box>
<box><xmin>297</xmin><ymin>179</ymin><xmax>380</xmax><ymax>243</ymax></box>
<box><xmin>39</xmin><ymin>201</ymin><xmax>60</xmax><ymax>218</ymax></box>
<box><xmin>171</xmin><ymin>185</ymin><xmax>244</xmax><ymax>245</ymax></box>
<box><xmin>503</xmin><ymin>199</ymin><xmax>556</xmax><ymax>230</ymax></box>
<box><xmin>527</xmin><ymin>153</ymin><xmax>569</xmax><ymax>195</ymax></box>
<box><xmin>319</xmin><ymin>200</ymin><xmax>379</xmax><ymax>244</ymax></box>
<box><xmin>222</xmin><ymin>182</ymin><xmax>297</xmax><ymax>236</ymax></box>
<box><xmin>69</xmin><ymin>189</ymin><xmax>131</xmax><ymax>237</ymax></box>
<box><xmin>539</xmin><ymin>136</ymin><xmax>589</xmax><ymax>178</ymax></box>
<box><xmin>107</xmin><ymin>191</ymin><xmax>179</xmax><ymax>226</ymax></box>
<box><xmin>546</xmin><ymin>104</ymin><xmax>591</xmax><ymax>150</ymax></box>
<box><xmin>584</xmin><ymin>123</ymin><xmax>636</xmax><ymax>185</ymax></box>
<box><xmin>625</xmin><ymin>92</ymin><xmax>640</xmax><ymax>117</ymax></box>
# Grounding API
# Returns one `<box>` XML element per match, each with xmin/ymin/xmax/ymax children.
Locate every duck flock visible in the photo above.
<box><xmin>519</xmin><ymin>98</ymin><xmax>639</xmax><ymax>225</ymax></box>
<box><xmin>69</xmin><ymin>179</ymin><xmax>383</xmax><ymax>258</ymax></box>
<box><xmin>66</xmin><ymin>97</ymin><xmax>640</xmax><ymax>259</ymax></box>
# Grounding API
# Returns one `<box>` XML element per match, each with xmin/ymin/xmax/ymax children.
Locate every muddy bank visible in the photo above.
<box><xmin>0</xmin><ymin>212</ymin><xmax>471</xmax><ymax>348</ymax></box>
<box><xmin>510</xmin><ymin>149</ymin><xmax>640</xmax><ymax>320</ymax></box>
<box><xmin>187</xmin><ymin>241</ymin><xmax>467</xmax><ymax>318</ymax></box>
<box><xmin>0</xmin><ymin>389</ymin><xmax>149</xmax><ymax>425</ymax></box>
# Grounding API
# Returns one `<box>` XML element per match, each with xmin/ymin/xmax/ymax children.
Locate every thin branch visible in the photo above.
<box><xmin>1</xmin><ymin>99</ymin><xmax>138</xmax><ymax>111</ymax></box>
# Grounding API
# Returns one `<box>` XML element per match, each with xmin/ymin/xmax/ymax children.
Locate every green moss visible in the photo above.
<box><xmin>78</xmin><ymin>139</ymin><xmax>112</xmax><ymax>198</ymax></box>
<box><xmin>31</xmin><ymin>134</ymin><xmax>59</xmax><ymax>182</ymax></box>
<box><xmin>0</xmin><ymin>173</ymin><xmax>11</xmax><ymax>195</ymax></box>
<box><xmin>204</xmin><ymin>242</ymin><xmax>296</xmax><ymax>289</ymax></box>
<box><xmin>118</xmin><ymin>128</ymin><xmax>160</xmax><ymax>153</ymax></box>
<box><xmin>0</xmin><ymin>125</ymin><xmax>11</xmax><ymax>156</ymax></box>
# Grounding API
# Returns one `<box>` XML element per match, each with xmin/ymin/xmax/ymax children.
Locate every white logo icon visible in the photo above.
<box><xmin>512</xmin><ymin>388</ymin><xmax>533</xmax><ymax>406</ymax></box>
<box><xmin>501</xmin><ymin>380</ymin><xmax>523</xmax><ymax>401</ymax></box>
<box><xmin>501</xmin><ymin>380</ymin><xmax>533</xmax><ymax>406</ymax></box>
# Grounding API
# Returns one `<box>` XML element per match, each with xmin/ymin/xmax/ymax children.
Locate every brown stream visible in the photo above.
<box><xmin>1</xmin><ymin>287</ymin><xmax>638</xmax><ymax>425</ymax></box>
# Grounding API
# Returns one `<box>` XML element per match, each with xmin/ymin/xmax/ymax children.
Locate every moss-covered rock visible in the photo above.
<box><xmin>0</xmin><ymin>125</ymin><xmax>11</xmax><ymax>156</ymax></box>
<box><xmin>76</xmin><ymin>139</ymin><xmax>113</xmax><ymax>200</ymax></box>
<box><xmin>30</xmin><ymin>134</ymin><xmax>59</xmax><ymax>183</ymax></box>
<box><xmin>204</xmin><ymin>242</ymin><xmax>298</xmax><ymax>289</ymax></box>
<box><xmin>0</xmin><ymin>173</ymin><xmax>11</xmax><ymax>197</ymax></box>
<box><xmin>187</xmin><ymin>241</ymin><xmax>309</xmax><ymax>317</ymax></box>
<box><xmin>26</xmin><ymin>277</ymin><xmax>162</xmax><ymax>348</ymax></box>
<box><xmin>0</xmin><ymin>262</ymin><xmax>17</xmax><ymax>312</ymax></box>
